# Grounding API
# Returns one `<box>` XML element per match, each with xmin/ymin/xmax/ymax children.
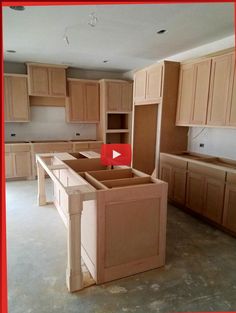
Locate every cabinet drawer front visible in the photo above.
<box><xmin>226</xmin><ymin>172</ymin><xmax>236</xmax><ymax>184</ymax></box>
<box><xmin>188</xmin><ymin>162</ymin><xmax>225</xmax><ymax>181</ymax></box>
<box><xmin>11</xmin><ymin>144</ymin><xmax>31</xmax><ymax>153</ymax></box>
<box><xmin>160</xmin><ymin>154</ymin><xmax>187</xmax><ymax>169</ymax></box>
<box><xmin>74</xmin><ymin>143</ymin><xmax>89</xmax><ymax>152</ymax></box>
<box><xmin>52</xmin><ymin>143</ymin><xmax>73</xmax><ymax>152</ymax></box>
<box><xmin>88</xmin><ymin>142</ymin><xmax>102</xmax><ymax>150</ymax></box>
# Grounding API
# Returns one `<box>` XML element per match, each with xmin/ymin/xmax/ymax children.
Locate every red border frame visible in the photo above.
<box><xmin>1</xmin><ymin>2</ymin><xmax>235</xmax><ymax>313</ymax></box>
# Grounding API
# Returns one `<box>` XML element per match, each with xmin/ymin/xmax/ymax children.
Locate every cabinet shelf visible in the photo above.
<box><xmin>106</xmin><ymin>129</ymin><xmax>129</xmax><ymax>133</ymax></box>
<box><xmin>106</xmin><ymin>132</ymin><xmax>130</xmax><ymax>144</ymax></box>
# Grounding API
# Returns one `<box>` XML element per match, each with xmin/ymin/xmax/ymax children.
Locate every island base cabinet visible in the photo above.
<box><xmin>223</xmin><ymin>184</ymin><xmax>236</xmax><ymax>233</ymax></box>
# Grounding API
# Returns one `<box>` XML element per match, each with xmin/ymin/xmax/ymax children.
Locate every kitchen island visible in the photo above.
<box><xmin>36</xmin><ymin>152</ymin><xmax>167</xmax><ymax>292</ymax></box>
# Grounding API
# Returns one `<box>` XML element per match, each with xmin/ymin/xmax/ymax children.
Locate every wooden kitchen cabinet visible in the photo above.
<box><xmin>207</xmin><ymin>52</ymin><xmax>234</xmax><ymax>126</ymax></box>
<box><xmin>27</xmin><ymin>63</ymin><xmax>67</xmax><ymax>97</ymax></box>
<box><xmin>176</xmin><ymin>63</ymin><xmax>195</xmax><ymax>125</ymax></box>
<box><xmin>101</xmin><ymin>80</ymin><xmax>132</xmax><ymax>112</ymax></box>
<box><xmin>171</xmin><ymin>167</ymin><xmax>187</xmax><ymax>205</ymax></box>
<box><xmin>223</xmin><ymin>173</ymin><xmax>236</xmax><ymax>233</ymax></box>
<box><xmin>226</xmin><ymin>57</ymin><xmax>236</xmax><ymax>126</ymax></box>
<box><xmin>133</xmin><ymin>64</ymin><xmax>163</xmax><ymax>104</ymax></box>
<box><xmin>4</xmin><ymin>74</ymin><xmax>30</xmax><ymax>122</ymax></box>
<box><xmin>159</xmin><ymin>162</ymin><xmax>172</xmax><ymax>198</ymax></box>
<box><xmin>5</xmin><ymin>152</ymin><xmax>14</xmax><ymax>178</ymax></box>
<box><xmin>66</xmin><ymin>79</ymin><xmax>99</xmax><ymax>123</ymax></box>
<box><xmin>186</xmin><ymin>171</ymin><xmax>205</xmax><ymax>214</ymax></box>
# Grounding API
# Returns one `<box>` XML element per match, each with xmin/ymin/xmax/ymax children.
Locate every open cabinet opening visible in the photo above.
<box><xmin>132</xmin><ymin>104</ymin><xmax>158</xmax><ymax>175</ymax></box>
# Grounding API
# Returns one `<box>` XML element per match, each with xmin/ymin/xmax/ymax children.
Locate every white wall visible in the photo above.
<box><xmin>123</xmin><ymin>35</ymin><xmax>236</xmax><ymax>160</ymax></box>
<box><xmin>5</xmin><ymin>106</ymin><xmax>96</xmax><ymax>141</ymax></box>
<box><xmin>4</xmin><ymin>61</ymin><xmax>125</xmax><ymax>141</ymax></box>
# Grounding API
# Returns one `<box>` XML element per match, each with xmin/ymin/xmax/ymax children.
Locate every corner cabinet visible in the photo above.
<box><xmin>27</xmin><ymin>63</ymin><xmax>67</xmax><ymax>97</ymax></box>
<box><xmin>4</xmin><ymin>74</ymin><xmax>30</xmax><ymax>122</ymax></box>
<box><xmin>66</xmin><ymin>79</ymin><xmax>99</xmax><ymax>123</ymax></box>
<box><xmin>133</xmin><ymin>63</ymin><xmax>163</xmax><ymax>104</ymax></box>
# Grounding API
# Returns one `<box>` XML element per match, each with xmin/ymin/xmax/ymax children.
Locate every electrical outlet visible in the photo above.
<box><xmin>199</xmin><ymin>143</ymin><xmax>204</xmax><ymax>148</ymax></box>
<box><xmin>11</xmin><ymin>133</ymin><xmax>16</xmax><ymax>137</ymax></box>
<box><xmin>76</xmin><ymin>133</ymin><xmax>80</xmax><ymax>136</ymax></box>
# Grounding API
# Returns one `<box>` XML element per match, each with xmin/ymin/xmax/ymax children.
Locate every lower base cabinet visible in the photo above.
<box><xmin>186</xmin><ymin>172</ymin><xmax>205</xmax><ymax>214</ymax></box>
<box><xmin>223</xmin><ymin>173</ymin><xmax>236</xmax><ymax>233</ymax></box>
<box><xmin>5</xmin><ymin>151</ymin><xmax>32</xmax><ymax>179</ymax></box>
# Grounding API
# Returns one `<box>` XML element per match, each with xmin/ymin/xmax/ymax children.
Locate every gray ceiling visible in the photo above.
<box><xmin>3</xmin><ymin>3</ymin><xmax>235</xmax><ymax>72</ymax></box>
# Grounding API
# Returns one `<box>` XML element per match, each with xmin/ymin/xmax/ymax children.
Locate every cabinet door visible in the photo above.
<box><xmin>5</xmin><ymin>153</ymin><xmax>15</xmax><ymax>178</ymax></box>
<box><xmin>172</xmin><ymin>167</ymin><xmax>186</xmax><ymax>205</ymax></box>
<box><xmin>4</xmin><ymin>76</ymin><xmax>11</xmax><ymax>122</ymax></box>
<box><xmin>85</xmin><ymin>82</ymin><xmax>99</xmax><ymax>122</ymax></box>
<box><xmin>160</xmin><ymin>162</ymin><xmax>173</xmax><ymax>199</ymax></box>
<box><xmin>49</xmin><ymin>68</ymin><xmax>66</xmax><ymax>97</ymax></box>
<box><xmin>14</xmin><ymin>152</ymin><xmax>32</xmax><ymax>178</ymax></box>
<box><xmin>133</xmin><ymin>70</ymin><xmax>147</xmax><ymax>103</ymax></box>
<box><xmin>226</xmin><ymin>58</ymin><xmax>236</xmax><ymax>126</ymax></box>
<box><xmin>10</xmin><ymin>76</ymin><xmax>29</xmax><ymax>121</ymax></box>
<box><xmin>67</xmin><ymin>81</ymin><xmax>85</xmax><ymax>122</ymax></box>
<box><xmin>186</xmin><ymin>172</ymin><xmax>204</xmax><ymax>214</ymax></box>
<box><xmin>190</xmin><ymin>59</ymin><xmax>211</xmax><ymax>125</ymax></box>
<box><xmin>146</xmin><ymin>64</ymin><xmax>163</xmax><ymax>102</ymax></box>
<box><xmin>207</xmin><ymin>53</ymin><xmax>234</xmax><ymax>126</ymax></box>
<box><xmin>121</xmin><ymin>83</ymin><xmax>133</xmax><ymax>112</ymax></box>
<box><xmin>176</xmin><ymin>63</ymin><xmax>194</xmax><ymax>125</ymax></box>
<box><xmin>28</xmin><ymin>66</ymin><xmax>50</xmax><ymax>96</ymax></box>
<box><xmin>223</xmin><ymin>184</ymin><xmax>236</xmax><ymax>232</ymax></box>
<box><xmin>203</xmin><ymin>177</ymin><xmax>224</xmax><ymax>224</ymax></box>
<box><xmin>106</xmin><ymin>82</ymin><xmax>122</xmax><ymax>111</ymax></box>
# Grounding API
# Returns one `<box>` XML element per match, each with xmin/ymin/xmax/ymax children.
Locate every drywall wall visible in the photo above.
<box><xmin>4</xmin><ymin>61</ymin><xmax>125</xmax><ymax>141</ymax></box>
<box><xmin>5</xmin><ymin>106</ymin><xmax>96</xmax><ymax>141</ymax></box>
<box><xmin>188</xmin><ymin>127</ymin><xmax>236</xmax><ymax>160</ymax></box>
<box><xmin>123</xmin><ymin>35</ymin><xmax>236</xmax><ymax>160</ymax></box>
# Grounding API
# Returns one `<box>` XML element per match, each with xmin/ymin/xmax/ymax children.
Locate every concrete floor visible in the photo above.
<box><xmin>6</xmin><ymin>179</ymin><xmax>236</xmax><ymax>313</ymax></box>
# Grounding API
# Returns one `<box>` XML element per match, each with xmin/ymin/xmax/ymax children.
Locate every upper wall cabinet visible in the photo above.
<box><xmin>4</xmin><ymin>74</ymin><xmax>30</xmax><ymax>122</ymax></box>
<box><xmin>176</xmin><ymin>50</ymin><xmax>235</xmax><ymax>128</ymax></box>
<box><xmin>133</xmin><ymin>63</ymin><xmax>163</xmax><ymax>104</ymax></box>
<box><xmin>66</xmin><ymin>79</ymin><xmax>99</xmax><ymax>123</ymax></box>
<box><xmin>27</xmin><ymin>63</ymin><xmax>67</xmax><ymax>97</ymax></box>
<box><xmin>100</xmin><ymin>80</ymin><xmax>133</xmax><ymax>112</ymax></box>
<box><xmin>207</xmin><ymin>53</ymin><xmax>234</xmax><ymax>126</ymax></box>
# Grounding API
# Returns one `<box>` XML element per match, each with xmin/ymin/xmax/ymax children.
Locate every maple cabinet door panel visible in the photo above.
<box><xmin>29</xmin><ymin>66</ymin><xmax>50</xmax><ymax>96</ymax></box>
<box><xmin>172</xmin><ymin>168</ymin><xmax>186</xmax><ymax>205</ymax></box>
<box><xmin>85</xmin><ymin>83</ymin><xmax>99</xmax><ymax>121</ymax></box>
<box><xmin>186</xmin><ymin>172</ymin><xmax>204</xmax><ymax>214</ymax></box>
<box><xmin>160</xmin><ymin>163</ymin><xmax>173</xmax><ymax>199</ymax></box>
<box><xmin>223</xmin><ymin>184</ymin><xmax>236</xmax><ymax>233</ymax></box>
<box><xmin>176</xmin><ymin>64</ymin><xmax>194</xmax><ymax>125</ymax></box>
<box><xmin>106</xmin><ymin>82</ymin><xmax>122</xmax><ymax>111</ymax></box>
<box><xmin>49</xmin><ymin>68</ymin><xmax>67</xmax><ymax>97</ymax></box>
<box><xmin>121</xmin><ymin>83</ymin><xmax>133</xmax><ymax>112</ymax></box>
<box><xmin>227</xmin><ymin>59</ymin><xmax>236</xmax><ymax>127</ymax></box>
<box><xmin>14</xmin><ymin>152</ymin><xmax>32</xmax><ymax>178</ymax></box>
<box><xmin>68</xmin><ymin>81</ymin><xmax>85</xmax><ymax>122</ymax></box>
<box><xmin>190</xmin><ymin>59</ymin><xmax>211</xmax><ymax>125</ymax></box>
<box><xmin>207</xmin><ymin>53</ymin><xmax>234</xmax><ymax>126</ymax></box>
<box><xmin>11</xmin><ymin>76</ymin><xmax>29</xmax><ymax>121</ymax></box>
<box><xmin>146</xmin><ymin>64</ymin><xmax>163</xmax><ymax>101</ymax></box>
<box><xmin>4</xmin><ymin>76</ymin><xmax>11</xmax><ymax>122</ymax></box>
<box><xmin>5</xmin><ymin>153</ymin><xmax>14</xmax><ymax>178</ymax></box>
<box><xmin>203</xmin><ymin>177</ymin><xmax>225</xmax><ymax>224</ymax></box>
<box><xmin>134</xmin><ymin>70</ymin><xmax>147</xmax><ymax>103</ymax></box>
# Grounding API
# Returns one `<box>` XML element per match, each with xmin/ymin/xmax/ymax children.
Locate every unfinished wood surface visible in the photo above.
<box><xmin>84</xmin><ymin>82</ymin><xmax>100</xmax><ymax>122</ymax></box>
<box><xmin>4</xmin><ymin>74</ymin><xmax>30</xmax><ymax>122</ymax></box>
<box><xmin>202</xmin><ymin>177</ymin><xmax>225</xmax><ymax>224</ymax></box>
<box><xmin>5</xmin><ymin>152</ymin><xmax>14</xmax><ymax>178</ymax></box>
<box><xmin>171</xmin><ymin>167</ymin><xmax>186</xmax><ymax>205</ymax></box>
<box><xmin>176</xmin><ymin>63</ymin><xmax>194</xmax><ymax>125</ymax></box>
<box><xmin>88</xmin><ymin>168</ymin><xmax>134</xmax><ymax>181</ymax></box>
<box><xmin>133</xmin><ymin>69</ymin><xmax>147</xmax><ymax>103</ymax></box>
<box><xmin>207</xmin><ymin>52</ymin><xmax>234</xmax><ymax>126</ymax></box>
<box><xmin>159</xmin><ymin>162</ymin><xmax>173</xmax><ymax>199</ymax></box>
<box><xmin>146</xmin><ymin>64</ymin><xmax>163</xmax><ymax>102</ymax></box>
<box><xmin>30</xmin><ymin>96</ymin><xmax>65</xmax><ymax>107</ymax></box>
<box><xmin>28</xmin><ymin>65</ymin><xmax>49</xmax><ymax>96</ymax></box>
<box><xmin>14</xmin><ymin>152</ymin><xmax>32</xmax><ymax>178</ymax></box>
<box><xmin>190</xmin><ymin>59</ymin><xmax>211</xmax><ymax>125</ymax></box>
<box><xmin>226</xmin><ymin>55</ymin><xmax>236</xmax><ymax>126</ymax></box>
<box><xmin>121</xmin><ymin>82</ymin><xmax>133</xmax><ymax>112</ymax></box>
<box><xmin>96</xmin><ymin>182</ymin><xmax>167</xmax><ymax>284</ymax></box>
<box><xmin>132</xmin><ymin>104</ymin><xmax>158</xmax><ymax>175</ymax></box>
<box><xmin>186</xmin><ymin>171</ymin><xmax>205</xmax><ymax>214</ymax></box>
<box><xmin>101</xmin><ymin>176</ymin><xmax>152</xmax><ymax>188</ymax></box>
<box><xmin>49</xmin><ymin>67</ymin><xmax>67</xmax><ymax>97</ymax></box>
<box><xmin>223</xmin><ymin>183</ymin><xmax>236</xmax><ymax>233</ymax></box>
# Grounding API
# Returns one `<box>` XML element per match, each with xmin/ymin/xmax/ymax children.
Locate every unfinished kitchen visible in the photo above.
<box><xmin>3</xmin><ymin>3</ymin><xmax>236</xmax><ymax>313</ymax></box>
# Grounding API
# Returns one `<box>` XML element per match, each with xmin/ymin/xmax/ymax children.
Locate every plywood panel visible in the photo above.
<box><xmin>49</xmin><ymin>67</ymin><xmax>67</xmax><ymax>97</ymax></box>
<box><xmin>133</xmin><ymin>70</ymin><xmax>147</xmax><ymax>103</ymax></box>
<box><xmin>223</xmin><ymin>184</ymin><xmax>236</xmax><ymax>232</ymax></box>
<box><xmin>132</xmin><ymin>104</ymin><xmax>158</xmax><ymax>175</ymax></box>
<box><xmin>28</xmin><ymin>66</ymin><xmax>49</xmax><ymax>96</ymax></box>
<box><xmin>85</xmin><ymin>83</ymin><xmax>99</xmax><ymax>122</ymax></box>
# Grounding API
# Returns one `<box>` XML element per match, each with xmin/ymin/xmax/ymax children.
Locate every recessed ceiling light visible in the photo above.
<box><xmin>10</xmin><ymin>6</ymin><xmax>25</xmax><ymax>11</ymax></box>
<box><xmin>157</xmin><ymin>29</ymin><xmax>167</xmax><ymax>35</ymax></box>
<box><xmin>6</xmin><ymin>50</ymin><xmax>16</xmax><ymax>53</ymax></box>
<box><xmin>103</xmin><ymin>60</ymin><xmax>109</xmax><ymax>63</ymax></box>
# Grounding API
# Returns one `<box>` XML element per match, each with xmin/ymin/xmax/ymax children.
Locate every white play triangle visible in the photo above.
<box><xmin>112</xmin><ymin>150</ymin><xmax>121</xmax><ymax>159</ymax></box>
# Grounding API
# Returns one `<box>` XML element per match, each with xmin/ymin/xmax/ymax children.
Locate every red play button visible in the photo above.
<box><xmin>101</xmin><ymin>144</ymin><xmax>132</xmax><ymax>166</ymax></box>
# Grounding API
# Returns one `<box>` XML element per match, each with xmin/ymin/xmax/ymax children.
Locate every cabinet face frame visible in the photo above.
<box><xmin>226</xmin><ymin>54</ymin><xmax>236</xmax><ymax>127</ymax></box>
<box><xmin>146</xmin><ymin>64</ymin><xmax>163</xmax><ymax>103</ymax></box>
<box><xmin>223</xmin><ymin>183</ymin><xmax>236</xmax><ymax>232</ymax></box>
<box><xmin>133</xmin><ymin>70</ymin><xmax>147</xmax><ymax>103</ymax></box>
